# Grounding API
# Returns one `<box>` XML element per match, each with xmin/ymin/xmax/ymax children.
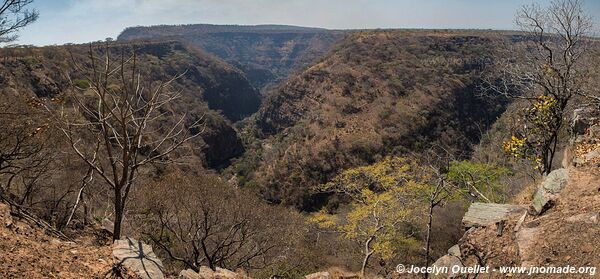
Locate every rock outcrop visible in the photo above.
<box><xmin>113</xmin><ymin>237</ymin><xmax>165</xmax><ymax>279</ymax></box>
<box><xmin>179</xmin><ymin>267</ymin><xmax>250</xmax><ymax>279</ymax></box>
<box><xmin>462</xmin><ymin>203</ymin><xmax>527</xmax><ymax>228</ymax></box>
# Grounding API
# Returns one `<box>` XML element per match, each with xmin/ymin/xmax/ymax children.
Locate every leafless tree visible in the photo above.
<box><xmin>0</xmin><ymin>0</ymin><xmax>38</xmax><ymax>43</ymax></box>
<box><xmin>57</xmin><ymin>44</ymin><xmax>204</xmax><ymax>241</ymax></box>
<box><xmin>0</xmin><ymin>0</ymin><xmax>42</xmax><ymax>199</ymax></box>
<box><xmin>0</xmin><ymin>100</ymin><xmax>52</xmax><ymax>204</ymax></box>
<box><xmin>485</xmin><ymin>0</ymin><xmax>594</xmax><ymax>174</ymax></box>
<box><xmin>412</xmin><ymin>149</ymin><xmax>462</xmax><ymax>279</ymax></box>
<box><xmin>140</xmin><ymin>174</ymin><xmax>294</xmax><ymax>273</ymax></box>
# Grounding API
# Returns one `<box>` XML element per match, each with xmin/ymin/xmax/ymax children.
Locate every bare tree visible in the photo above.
<box><xmin>0</xmin><ymin>0</ymin><xmax>41</xmax><ymax>198</ymax></box>
<box><xmin>57</xmin><ymin>44</ymin><xmax>203</xmax><ymax>241</ymax></box>
<box><xmin>0</xmin><ymin>100</ymin><xmax>52</xmax><ymax>205</ymax></box>
<box><xmin>485</xmin><ymin>0</ymin><xmax>594</xmax><ymax>174</ymax></box>
<box><xmin>140</xmin><ymin>174</ymin><xmax>295</xmax><ymax>273</ymax></box>
<box><xmin>0</xmin><ymin>0</ymin><xmax>38</xmax><ymax>43</ymax></box>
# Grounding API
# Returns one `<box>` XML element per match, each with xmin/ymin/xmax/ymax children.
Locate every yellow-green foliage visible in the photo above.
<box><xmin>72</xmin><ymin>79</ymin><xmax>90</xmax><ymax>89</ymax></box>
<box><xmin>309</xmin><ymin>157</ymin><xmax>428</xmax><ymax>262</ymax></box>
<box><xmin>21</xmin><ymin>55</ymin><xmax>41</xmax><ymax>66</ymax></box>
<box><xmin>446</xmin><ymin>160</ymin><xmax>511</xmax><ymax>203</ymax></box>
<box><xmin>503</xmin><ymin>95</ymin><xmax>561</xmax><ymax>172</ymax></box>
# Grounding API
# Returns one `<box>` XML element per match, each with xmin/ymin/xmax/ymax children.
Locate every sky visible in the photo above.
<box><xmin>13</xmin><ymin>0</ymin><xmax>600</xmax><ymax>46</ymax></box>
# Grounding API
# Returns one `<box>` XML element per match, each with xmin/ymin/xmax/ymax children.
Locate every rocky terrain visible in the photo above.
<box><xmin>405</xmin><ymin>108</ymin><xmax>600</xmax><ymax>279</ymax></box>
<box><xmin>0</xmin><ymin>200</ymin><xmax>253</xmax><ymax>279</ymax></box>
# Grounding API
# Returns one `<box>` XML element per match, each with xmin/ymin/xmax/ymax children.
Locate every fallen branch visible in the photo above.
<box><xmin>0</xmin><ymin>190</ymin><xmax>72</xmax><ymax>242</ymax></box>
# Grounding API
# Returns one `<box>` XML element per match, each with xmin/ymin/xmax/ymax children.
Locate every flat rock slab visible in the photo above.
<box><xmin>179</xmin><ymin>267</ymin><xmax>249</xmax><ymax>279</ymax></box>
<box><xmin>113</xmin><ymin>237</ymin><xmax>164</xmax><ymax>279</ymax></box>
<box><xmin>463</xmin><ymin>203</ymin><xmax>527</xmax><ymax>228</ymax></box>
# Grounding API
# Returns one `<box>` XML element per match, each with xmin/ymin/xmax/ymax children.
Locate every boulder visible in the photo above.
<box><xmin>462</xmin><ymin>203</ymin><xmax>527</xmax><ymax>228</ymax></box>
<box><xmin>571</xmin><ymin>108</ymin><xmax>598</xmax><ymax>135</ymax></box>
<box><xmin>532</xmin><ymin>168</ymin><xmax>569</xmax><ymax>214</ymax></box>
<box><xmin>430</xmin><ymin>255</ymin><xmax>463</xmax><ymax>278</ymax></box>
<box><xmin>179</xmin><ymin>267</ymin><xmax>250</xmax><ymax>279</ymax></box>
<box><xmin>447</xmin><ymin>245</ymin><xmax>461</xmax><ymax>257</ymax></box>
<box><xmin>101</xmin><ymin>218</ymin><xmax>114</xmax><ymax>234</ymax></box>
<box><xmin>305</xmin><ymin>271</ymin><xmax>331</xmax><ymax>279</ymax></box>
<box><xmin>113</xmin><ymin>237</ymin><xmax>164</xmax><ymax>279</ymax></box>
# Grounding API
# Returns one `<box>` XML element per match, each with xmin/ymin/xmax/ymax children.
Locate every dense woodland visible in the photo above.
<box><xmin>1</xmin><ymin>0</ymin><xmax>599</xmax><ymax>278</ymax></box>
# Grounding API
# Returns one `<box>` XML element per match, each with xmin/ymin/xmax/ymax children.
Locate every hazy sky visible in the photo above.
<box><xmin>14</xmin><ymin>0</ymin><xmax>600</xmax><ymax>46</ymax></box>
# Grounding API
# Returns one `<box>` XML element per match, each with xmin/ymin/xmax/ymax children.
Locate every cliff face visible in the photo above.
<box><xmin>0</xmin><ymin>41</ymin><xmax>253</xmax><ymax>168</ymax></box>
<box><xmin>118</xmin><ymin>24</ymin><xmax>344</xmax><ymax>89</ymax></box>
<box><xmin>249</xmin><ymin>31</ymin><xmax>512</xmax><ymax>209</ymax></box>
<box><xmin>128</xmin><ymin>42</ymin><xmax>261</xmax><ymax>122</ymax></box>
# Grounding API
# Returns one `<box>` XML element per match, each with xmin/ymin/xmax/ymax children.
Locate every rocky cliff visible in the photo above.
<box><xmin>118</xmin><ymin>24</ymin><xmax>344</xmax><ymax>89</ymax></box>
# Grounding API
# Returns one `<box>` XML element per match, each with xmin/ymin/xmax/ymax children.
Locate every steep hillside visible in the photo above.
<box><xmin>413</xmin><ymin>113</ymin><xmax>600</xmax><ymax>279</ymax></box>
<box><xmin>0</xmin><ymin>41</ymin><xmax>259</xmax><ymax>168</ymax></box>
<box><xmin>118</xmin><ymin>24</ymin><xmax>344</xmax><ymax>89</ymax></box>
<box><xmin>245</xmin><ymin>30</ymin><xmax>513</xmax><ymax>209</ymax></box>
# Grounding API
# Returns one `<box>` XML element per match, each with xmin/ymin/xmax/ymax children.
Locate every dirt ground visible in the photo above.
<box><xmin>0</xmin><ymin>203</ymin><xmax>118</xmax><ymax>278</ymax></box>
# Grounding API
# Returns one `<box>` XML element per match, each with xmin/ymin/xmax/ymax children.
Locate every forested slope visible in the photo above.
<box><xmin>244</xmin><ymin>30</ymin><xmax>514</xmax><ymax>209</ymax></box>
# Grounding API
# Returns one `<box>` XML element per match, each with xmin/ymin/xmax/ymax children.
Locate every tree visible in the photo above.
<box><xmin>139</xmin><ymin>174</ymin><xmax>303</xmax><ymax>274</ymax></box>
<box><xmin>410</xmin><ymin>150</ymin><xmax>466</xmax><ymax>279</ymax></box>
<box><xmin>446</xmin><ymin>161</ymin><xmax>511</xmax><ymax>203</ymax></box>
<box><xmin>0</xmin><ymin>99</ymin><xmax>52</xmax><ymax>205</ymax></box>
<box><xmin>486</xmin><ymin>0</ymin><xmax>594</xmax><ymax>174</ymax></box>
<box><xmin>57</xmin><ymin>44</ymin><xmax>203</xmax><ymax>241</ymax></box>
<box><xmin>0</xmin><ymin>0</ymin><xmax>41</xmax><ymax>200</ymax></box>
<box><xmin>310</xmin><ymin>157</ymin><xmax>427</xmax><ymax>277</ymax></box>
<box><xmin>420</xmin><ymin>168</ymin><xmax>464</xmax><ymax>278</ymax></box>
<box><xmin>0</xmin><ymin>0</ymin><xmax>38</xmax><ymax>43</ymax></box>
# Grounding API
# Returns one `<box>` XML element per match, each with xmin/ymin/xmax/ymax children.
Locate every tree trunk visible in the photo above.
<box><xmin>113</xmin><ymin>188</ymin><xmax>123</xmax><ymax>241</ymax></box>
<box><xmin>361</xmin><ymin>237</ymin><xmax>374</xmax><ymax>278</ymax></box>
<box><xmin>424</xmin><ymin>200</ymin><xmax>435</xmax><ymax>279</ymax></box>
